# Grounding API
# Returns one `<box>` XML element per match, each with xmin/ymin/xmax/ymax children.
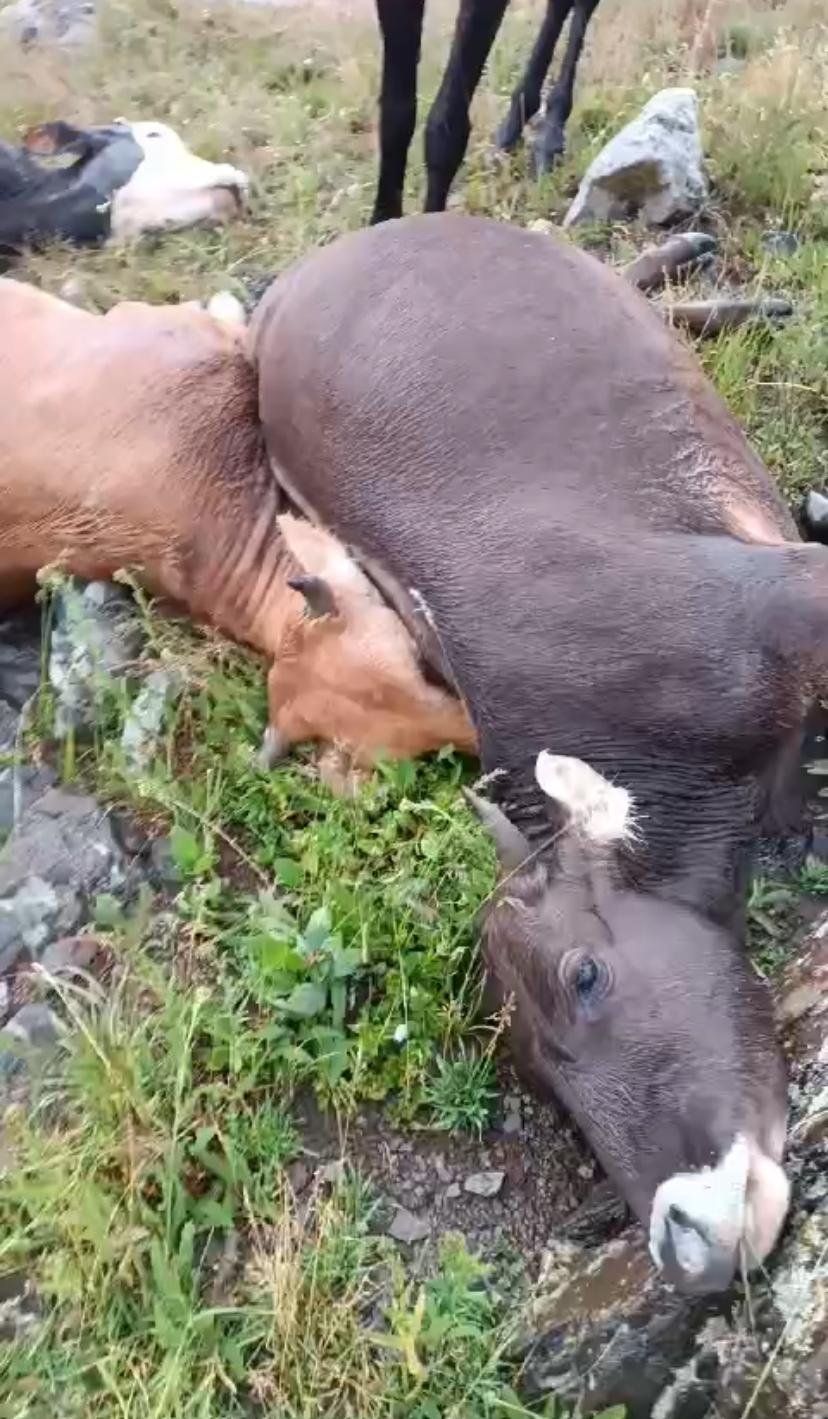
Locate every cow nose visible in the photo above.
<box><xmin>659</xmin><ymin>1204</ymin><xmax>737</xmax><ymax>1293</ymax></box>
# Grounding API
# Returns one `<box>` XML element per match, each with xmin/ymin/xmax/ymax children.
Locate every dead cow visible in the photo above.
<box><xmin>0</xmin><ymin>277</ymin><xmax>474</xmax><ymax>766</ymax></box>
<box><xmin>0</xmin><ymin>119</ymin><xmax>247</xmax><ymax>258</ymax></box>
<box><xmin>251</xmin><ymin>213</ymin><xmax>824</xmax><ymax>1293</ymax></box>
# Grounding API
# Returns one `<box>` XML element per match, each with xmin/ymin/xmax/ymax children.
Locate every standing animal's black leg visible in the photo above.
<box><xmin>495</xmin><ymin>0</ymin><xmax>572</xmax><ymax>153</ymax></box>
<box><xmin>372</xmin><ymin>0</ymin><xmax>427</xmax><ymax>224</ymax></box>
<box><xmin>531</xmin><ymin>0</ymin><xmax>602</xmax><ymax>176</ymax></box>
<box><xmin>423</xmin><ymin>0</ymin><xmax>510</xmax><ymax>214</ymax></box>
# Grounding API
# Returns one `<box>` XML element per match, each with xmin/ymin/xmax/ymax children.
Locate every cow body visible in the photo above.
<box><xmin>0</xmin><ymin>119</ymin><xmax>246</xmax><ymax>258</ymax></box>
<box><xmin>0</xmin><ymin>277</ymin><xmax>474</xmax><ymax>765</ymax></box>
<box><xmin>251</xmin><ymin>213</ymin><xmax>826</xmax><ymax>1291</ymax></box>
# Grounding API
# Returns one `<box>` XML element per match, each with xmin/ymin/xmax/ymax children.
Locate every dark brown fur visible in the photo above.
<box><xmin>251</xmin><ymin>214</ymin><xmax>826</xmax><ymax>1287</ymax></box>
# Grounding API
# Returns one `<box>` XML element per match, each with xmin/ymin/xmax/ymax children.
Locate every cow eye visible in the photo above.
<box><xmin>570</xmin><ymin>954</ymin><xmax>610</xmax><ymax>1007</ymax></box>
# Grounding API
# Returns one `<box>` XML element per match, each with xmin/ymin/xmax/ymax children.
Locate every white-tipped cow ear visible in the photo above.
<box><xmin>535</xmin><ymin>752</ymin><xmax>634</xmax><ymax>845</ymax></box>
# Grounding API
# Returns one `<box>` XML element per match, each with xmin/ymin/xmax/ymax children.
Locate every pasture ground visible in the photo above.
<box><xmin>0</xmin><ymin>0</ymin><xmax>827</xmax><ymax>1414</ymax></box>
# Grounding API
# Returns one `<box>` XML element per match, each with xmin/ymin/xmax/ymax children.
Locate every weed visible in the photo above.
<box><xmin>424</xmin><ymin>1047</ymin><xmax>499</xmax><ymax>1136</ymax></box>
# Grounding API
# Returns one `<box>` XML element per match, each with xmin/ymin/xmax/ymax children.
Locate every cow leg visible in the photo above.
<box><xmin>423</xmin><ymin>0</ymin><xmax>510</xmax><ymax>214</ymax></box>
<box><xmin>371</xmin><ymin>0</ymin><xmax>426</xmax><ymax>224</ymax></box>
<box><xmin>495</xmin><ymin>0</ymin><xmax>572</xmax><ymax>153</ymax></box>
<box><xmin>531</xmin><ymin>0</ymin><xmax>602</xmax><ymax>176</ymax></box>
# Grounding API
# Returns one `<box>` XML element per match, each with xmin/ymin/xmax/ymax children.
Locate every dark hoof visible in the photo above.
<box><xmin>494</xmin><ymin>105</ymin><xmax>525</xmax><ymax>154</ymax></box>
<box><xmin>531</xmin><ymin>125</ymin><xmax>565</xmax><ymax>178</ymax></box>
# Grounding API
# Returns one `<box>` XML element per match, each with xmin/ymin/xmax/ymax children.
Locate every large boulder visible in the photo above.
<box><xmin>564</xmin><ymin>88</ymin><xmax>707</xmax><ymax>229</ymax></box>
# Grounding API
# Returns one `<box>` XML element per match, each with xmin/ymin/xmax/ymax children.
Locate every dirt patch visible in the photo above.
<box><xmin>292</xmin><ymin>1061</ymin><xmax>606</xmax><ymax>1273</ymax></box>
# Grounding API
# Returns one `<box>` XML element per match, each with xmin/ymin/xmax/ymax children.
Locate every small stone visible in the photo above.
<box><xmin>286</xmin><ymin>1160</ymin><xmax>310</xmax><ymax>1193</ymax></box>
<box><xmin>762</xmin><ymin>230</ymin><xmax>800</xmax><ymax>258</ymax></box>
<box><xmin>501</xmin><ymin>1094</ymin><xmax>523</xmax><ymax>1135</ymax></box>
<box><xmin>319</xmin><ymin>1159</ymin><xmax>346</xmax><ymax>1186</ymax></box>
<box><xmin>463</xmin><ymin>1170</ymin><xmax>505</xmax><ymax>1198</ymax></box>
<box><xmin>58</xmin><ymin>275</ymin><xmax>87</xmax><ymax>306</ymax></box>
<box><xmin>388</xmin><ymin>1206</ymin><xmax>430</xmax><ymax>1244</ymax></box>
<box><xmin>0</xmin><ymin>980</ymin><xmax>9</xmax><ymax>1017</ymax></box>
<box><xmin>445</xmin><ymin>1182</ymin><xmax>461</xmax><ymax>1200</ymax></box>
<box><xmin>432</xmin><ymin>1152</ymin><xmax>452</xmax><ymax>1183</ymax></box>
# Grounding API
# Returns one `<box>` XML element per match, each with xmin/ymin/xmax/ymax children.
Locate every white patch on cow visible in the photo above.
<box><xmin>534</xmin><ymin>751</ymin><xmax>634</xmax><ymax>845</ymax></box>
<box><xmin>649</xmin><ymin>1134</ymin><xmax>789</xmax><ymax>1285</ymax></box>
<box><xmin>649</xmin><ymin>1135</ymin><xmax>749</xmax><ymax>1280</ymax></box>
<box><xmin>109</xmin><ymin>120</ymin><xmax>248</xmax><ymax>240</ymax></box>
<box><xmin>206</xmin><ymin>291</ymin><xmax>246</xmax><ymax>328</ymax></box>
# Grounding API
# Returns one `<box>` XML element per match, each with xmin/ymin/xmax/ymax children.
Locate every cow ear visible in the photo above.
<box><xmin>535</xmin><ymin>752</ymin><xmax>634</xmax><ymax>846</ymax></box>
<box><xmin>23</xmin><ymin>121</ymin><xmax>89</xmax><ymax>156</ymax></box>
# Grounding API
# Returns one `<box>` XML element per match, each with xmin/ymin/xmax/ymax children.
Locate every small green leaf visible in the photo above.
<box><xmin>303</xmin><ymin>906</ymin><xmax>332</xmax><ymax>952</ymax></box>
<box><xmin>256</xmin><ymin>937</ymin><xmax>303</xmax><ymax>975</ymax></box>
<box><xmin>274</xmin><ymin>857</ymin><xmax>302</xmax><ymax>887</ymax></box>
<box><xmin>279</xmin><ymin>981</ymin><xmax>327</xmax><ymax>1018</ymax></box>
<box><xmin>332</xmin><ymin>948</ymin><xmax>362</xmax><ymax>979</ymax></box>
<box><xmin>169</xmin><ymin>825</ymin><xmax>213</xmax><ymax>877</ymax></box>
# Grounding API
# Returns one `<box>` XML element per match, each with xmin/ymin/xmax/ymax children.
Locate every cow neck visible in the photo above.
<box><xmin>494</xmin><ymin>749</ymin><xmax>760</xmax><ymax>929</ymax></box>
<box><xmin>191</xmin><ymin>470</ymin><xmax>293</xmax><ymax>657</ymax></box>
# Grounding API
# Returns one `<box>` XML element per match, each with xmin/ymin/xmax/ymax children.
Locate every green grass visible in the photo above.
<box><xmin>1</xmin><ymin>0</ymin><xmax>827</xmax><ymax>1413</ymax></box>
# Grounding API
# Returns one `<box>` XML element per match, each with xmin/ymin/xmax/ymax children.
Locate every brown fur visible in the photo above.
<box><xmin>0</xmin><ymin>277</ymin><xmax>475</xmax><ymax>766</ymax></box>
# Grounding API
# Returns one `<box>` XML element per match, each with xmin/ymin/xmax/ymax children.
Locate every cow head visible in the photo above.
<box><xmin>469</xmin><ymin>752</ymin><xmax>789</xmax><ymax>1294</ymax></box>
<box><xmin>107</xmin><ymin>119</ymin><xmax>248</xmax><ymax>240</ymax></box>
<box><xmin>256</xmin><ymin>515</ymin><xmax>477</xmax><ymax>770</ymax></box>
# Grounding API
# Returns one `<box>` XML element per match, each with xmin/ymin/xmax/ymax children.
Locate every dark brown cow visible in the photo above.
<box><xmin>250</xmin><ymin>213</ymin><xmax>822</xmax><ymax>1293</ymax></box>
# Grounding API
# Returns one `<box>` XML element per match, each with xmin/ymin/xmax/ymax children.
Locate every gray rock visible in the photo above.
<box><xmin>319</xmin><ymin>1159</ymin><xmax>346</xmax><ymax>1186</ymax></box>
<box><xmin>388</xmin><ymin>1206</ymin><xmax>430</xmax><ymax>1244</ymax></box>
<box><xmin>0</xmin><ymin>876</ymin><xmax>66</xmax><ymax>972</ymax></box>
<box><xmin>463</xmin><ymin>1169</ymin><xmax>505</xmax><ymax>1198</ymax></box>
<box><xmin>4</xmin><ymin>1002</ymin><xmax>60</xmax><ymax>1048</ymax></box>
<box><xmin>0</xmin><ymin>787</ymin><xmax>124</xmax><ymax>970</ymax></box>
<box><xmin>148</xmin><ymin>835</ymin><xmax>182</xmax><ymax>891</ymax></box>
<box><xmin>0</xmin><ymin>0</ymin><xmax>97</xmax><ymax>46</ymax></box>
<box><xmin>762</xmin><ymin>229</ymin><xmax>800</xmax><ymax>258</ymax></box>
<box><xmin>0</xmin><ymin>1271</ymin><xmax>39</xmax><ymax>1343</ymax></box>
<box><xmin>0</xmin><ymin>606</ymin><xmax>42</xmax><ymax>712</ymax></box>
<box><xmin>121</xmin><ymin>668</ymin><xmax>183</xmax><ymax>772</ymax></box>
<box><xmin>501</xmin><ymin>1094</ymin><xmax>523</xmax><ymax>1135</ymax></box>
<box><xmin>285</xmin><ymin>1160</ymin><xmax>310</xmax><ymax>1194</ymax></box>
<box><xmin>445</xmin><ymin>1182</ymin><xmax>461</xmax><ymax>1200</ymax></box>
<box><xmin>48</xmin><ymin>579</ymin><xmax>142</xmax><ymax>739</ymax></box>
<box><xmin>564</xmin><ymin>88</ymin><xmax>707</xmax><ymax>229</ymax></box>
<box><xmin>802</xmin><ymin>489</ymin><xmax>828</xmax><ymax>545</ymax></box>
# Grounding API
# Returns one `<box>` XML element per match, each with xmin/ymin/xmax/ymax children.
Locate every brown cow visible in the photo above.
<box><xmin>251</xmin><ymin>213</ymin><xmax>820</xmax><ymax>1293</ymax></box>
<box><xmin>0</xmin><ymin>277</ymin><xmax>475</xmax><ymax>767</ymax></box>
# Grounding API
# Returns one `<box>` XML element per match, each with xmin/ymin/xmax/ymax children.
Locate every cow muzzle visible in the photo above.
<box><xmin>648</xmin><ymin>1134</ymin><xmax>790</xmax><ymax>1294</ymax></box>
